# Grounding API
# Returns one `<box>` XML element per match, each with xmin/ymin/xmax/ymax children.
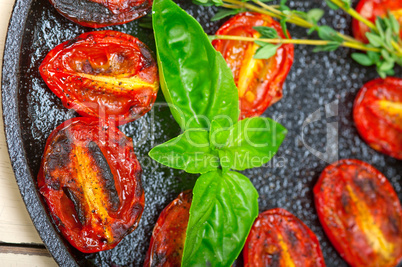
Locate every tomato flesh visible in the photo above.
<box><xmin>144</xmin><ymin>190</ymin><xmax>192</xmax><ymax>267</ymax></box>
<box><xmin>38</xmin><ymin>117</ymin><xmax>144</xmax><ymax>253</ymax></box>
<box><xmin>49</xmin><ymin>0</ymin><xmax>153</xmax><ymax>28</ymax></box>
<box><xmin>353</xmin><ymin>77</ymin><xmax>402</xmax><ymax>159</ymax></box>
<box><xmin>40</xmin><ymin>31</ymin><xmax>159</xmax><ymax>126</ymax></box>
<box><xmin>314</xmin><ymin>159</ymin><xmax>402</xmax><ymax>267</ymax></box>
<box><xmin>213</xmin><ymin>12</ymin><xmax>294</xmax><ymax>119</ymax></box>
<box><xmin>243</xmin><ymin>208</ymin><xmax>325</xmax><ymax>267</ymax></box>
<box><xmin>353</xmin><ymin>0</ymin><xmax>402</xmax><ymax>43</ymax></box>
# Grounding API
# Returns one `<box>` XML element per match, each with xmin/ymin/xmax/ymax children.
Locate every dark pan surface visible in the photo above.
<box><xmin>2</xmin><ymin>0</ymin><xmax>401</xmax><ymax>266</ymax></box>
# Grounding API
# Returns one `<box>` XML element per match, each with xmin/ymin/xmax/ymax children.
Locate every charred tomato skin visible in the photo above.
<box><xmin>243</xmin><ymin>208</ymin><xmax>325</xmax><ymax>267</ymax></box>
<box><xmin>144</xmin><ymin>190</ymin><xmax>192</xmax><ymax>267</ymax></box>
<box><xmin>212</xmin><ymin>12</ymin><xmax>294</xmax><ymax>119</ymax></box>
<box><xmin>314</xmin><ymin>159</ymin><xmax>402</xmax><ymax>267</ymax></box>
<box><xmin>353</xmin><ymin>77</ymin><xmax>402</xmax><ymax>159</ymax></box>
<box><xmin>352</xmin><ymin>0</ymin><xmax>402</xmax><ymax>43</ymax></box>
<box><xmin>49</xmin><ymin>0</ymin><xmax>153</xmax><ymax>28</ymax></box>
<box><xmin>38</xmin><ymin>117</ymin><xmax>144</xmax><ymax>253</ymax></box>
<box><xmin>40</xmin><ymin>30</ymin><xmax>159</xmax><ymax>126</ymax></box>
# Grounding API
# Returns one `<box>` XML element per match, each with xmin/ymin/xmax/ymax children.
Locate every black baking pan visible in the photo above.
<box><xmin>2</xmin><ymin>0</ymin><xmax>402</xmax><ymax>266</ymax></box>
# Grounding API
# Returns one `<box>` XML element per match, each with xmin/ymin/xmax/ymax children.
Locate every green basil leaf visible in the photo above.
<box><xmin>210</xmin><ymin>119</ymin><xmax>231</xmax><ymax>150</ymax></box>
<box><xmin>366</xmin><ymin>32</ymin><xmax>384</xmax><ymax>47</ymax></box>
<box><xmin>307</xmin><ymin>8</ymin><xmax>324</xmax><ymax>24</ymax></box>
<box><xmin>211</xmin><ymin>9</ymin><xmax>240</xmax><ymax>21</ymax></box>
<box><xmin>253</xmin><ymin>26</ymin><xmax>279</xmax><ymax>38</ymax></box>
<box><xmin>254</xmin><ymin>44</ymin><xmax>279</xmax><ymax>59</ymax></box>
<box><xmin>351</xmin><ymin>53</ymin><xmax>374</xmax><ymax>66</ymax></box>
<box><xmin>149</xmin><ymin>129</ymin><xmax>219</xmax><ymax>174</ymax></box>
<box><xmin>324</xmin><ymin>0</ymin><xmax>340</xmax><ymax>10</ymax></box>
<box><xmin>381</xmin><ymin>49</ymin><xmax>392</xmax><ymax>62</ymax></box>
<box><xmin>153</xmin><ymin>0</ymin><xmax>240</xmax><ymax>131</ymax></box>
<box><xmin>182</xmin><ymin>170</ymin><xmax>259</xmax><ymax>266</ymax></box>
<box><xmin>219</xmin><ymin>117</ymin><xmax>287</xmax><ymax>171</ymax></box>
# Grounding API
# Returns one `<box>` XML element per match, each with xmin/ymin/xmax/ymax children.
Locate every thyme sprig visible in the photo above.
<box><xmin>195</xmin><ymin>0</ymin><xmax>402</xmax><ymax>77</ymax></box>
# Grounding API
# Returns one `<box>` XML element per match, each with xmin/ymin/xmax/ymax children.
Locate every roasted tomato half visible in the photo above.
<box><xmin>314</xmin><ymin>159</ymin><xmax>402</xmax><ymax>267</ymax></box>
<box><xmin>212</xmin><ymin>12</ymin><xmax>294</xmax><ymax>119</ymax></box>
<box><xmin>353</xmin><ymin>0</ymin><xmax>402</xmax><ymax>43</ymax></box>
<box><xmin>144</xmin><ymin>190</ymin><xmax>192</xmax><ymax>267</ymax></box>
<box><xmin>243</xmin><ymin>208</ymin><xmax>325</xmax><ymax>267</ymax></box>
<box><xmin>40</xmin><ymin>31</ymin><xmax>159</xmax><ymax>126</ymax></box>
<box><xmin>38</xmin><ymin>117</ymin><xmax>144</xmax><ymax>253</ymax></box>
<box><xmin>49</xmin><ymin>0</ymin><xmax>152</xmax><ymax>28</ymax></box>
<box><xmin>353</xmin><ymin>77</ymin><xmax>402</xmax><ymax>159</ymax></box>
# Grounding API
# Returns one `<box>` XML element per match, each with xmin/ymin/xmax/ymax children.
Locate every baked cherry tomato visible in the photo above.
<box><xmin>353</xmin><ymin>77</ymin><xmax>402</xmax><ymax>159</ymax></box>
<box><xmin>212</xmin><ymin>12</ymin><xmax>294</xmax><ymax>119</ymax></box>
<box><xmin>144</xmin><ymin>190</ymin><xmax>192</xmax><ymax>267</ymax></box>
<box><xmin>314</xmin><ymin>159</ymin><xmax>402</xmax><ymax>267</ymax></box>
<box><xmin>353</xmin><ymin>0</ymin><xmax>402</xmax><ymax>43</ymax></box>
<box><xmin>40</xmin><ymin>31</ymin><xmax>159</xmax><ymax>126</ymax></box>
<box><xmin>49</xmin><ymin>0</ymin><xmax>153</xmax><ymax>28</ymax></box>
<box><xmin>243</xmin><ymin>208</ymin><xmax>325</xmax><ymax>267</ymax></box>
<box><xmin>38</xmin><ymin>117</ymin><xmax>144</xmax><ymax>253</ymax></box>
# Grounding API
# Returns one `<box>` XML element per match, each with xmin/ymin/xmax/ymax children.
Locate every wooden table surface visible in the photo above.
<box><xmin>0</xmin><ymin>0</ymin><xmax>57</xmax><ymax>265</ymax></box>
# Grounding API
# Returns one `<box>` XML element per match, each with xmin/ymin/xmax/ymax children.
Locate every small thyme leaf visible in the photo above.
<box><xmin>388</xmin><ymin>12</ymin><xmax>400</xmax><ymax>34</ymax></box>
<box><xmin>317</xmin><ymin>26</ymin><xmax>343</xmax><ymax>42</ymax></box>
<box><xmin>367</xmin><ymin>51</ymin><xmax>381</xmax><ymax>63</ymax></box>
<box><xmin>341</xmin><ymin>0</ymin><xmax>351</xmax><ymax>9</ymax></box>
<box><xmin>254</xmin><ymin>44</ymin><xmax>279</xmax><ymax>59</ymax></box>
<box><xmin>253</xmin><ymin>26</ymin><xmax>279</xmax><ymax>38</ymax></box>
<box><xmin>366</xmin><ymin>32</ymin><xmax>383</xmax><ymax>47</ymax></box>
<box><xmin>351</xmin><ymin>53</ymin><xmax>373</xmax><ymax>66</ymax></box>
<box><xmin>254</xmin><ymin>40</ymin><xmax>271</xmax><ymax>47</ymax></box>
<box><xmin>212</xmin><ymin>9</ymin><xmax>241</xmax><ymax>21</ymax></box>
<box><xmin>307</xmin><ymin>9</ymin><xmax>325</xmax><ymax>24</ymax></box>
<box><xmin>280</xmin><ymin>18</ymin><xmax>290</xmax><ymax>38</ymax></box>
<box><xmin>313</xmin><ymin>42</ymin><xmax>340</xmax><ymax>52</ymax></box>
<box><xmin>325</xmin><ymin>0</ymin><xmax>340</xmax><ymax>10</ymax></box>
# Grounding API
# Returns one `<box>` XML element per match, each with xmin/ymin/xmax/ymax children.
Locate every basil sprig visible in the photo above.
<box><xmin>152</xmin><ymin>0</ymin><xmax>287</xmax><ymax>265</ymax></box>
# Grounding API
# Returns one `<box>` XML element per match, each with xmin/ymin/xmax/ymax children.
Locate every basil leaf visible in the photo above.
<box><xmin>210</xmin><ymin>119</ymin><xmax>230</xmax><ymax>150</ymax></box>
<box><xmin>219</xmin><ymin>117</ymin><xmax>287</xmax><ymax>171</ymax></box>
<box><xmin>212</xmin><ymin>9</ymin><xmax>240</xmax><ymax>21</ymax></box>
<box><xmin>153</xmin><ymin>0</ymin><xmax>239</xmax><ymax>131</ymax></box>
<box><xmin>149</xmin><ymin>130</ymin><xmax>219</xmax><ymax>174</ymax></box>
<box><xmin>351</xmin><ymin>53</ymin><xmax>374</xmax><ymax>66</ymax></box>
<box><xmin>182</xmin><ymin>170</ymin><xmax>259</xmax><ymax>266</ymax></box>
<box><xmin>254</xmin><ymin>44</ymin><xmax>279</xmax><ymax>59</ymax></box>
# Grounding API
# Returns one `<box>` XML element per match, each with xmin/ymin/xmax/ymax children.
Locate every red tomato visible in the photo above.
<box><xmin>243</xmin><ymin>208</ymin><xmax>325</xmax><ymax>267</ymax></box>
<box><xmin>314</xmin><ymin>159</ymin><xmax>402</xmax><ymax>267</ymax></box>
<box><xmin>212</xmin><ymin>12</ymin><xmax>294</xmax><ymax>119</ymax></box>
<box><xmin>38</xmin><ymin>117</ymin><xmax>144</xmax><ymax>253</ymax></box>
<box><xmin>49</xmin><ymin>0</ymin><xmax>153</xmax><ymax>28</ymax></box>
<box><xmin>144</xmin><ymin>190</ymin><xmax>192</xmax><ymax>266</ymax></box>
<box><xmin>353</xmin><ymin>0</ymin><xmax>402</xmax><ymax>43</ymax></box>
<box><xmin>353</xmin><ymin>77</ymin><xmax>402</xmax><ymax>159</ymax></box>
<box><xmin>40</xmin><ymin>31</ymin><xmax>159</xmax><ymax>126</ymax></box>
